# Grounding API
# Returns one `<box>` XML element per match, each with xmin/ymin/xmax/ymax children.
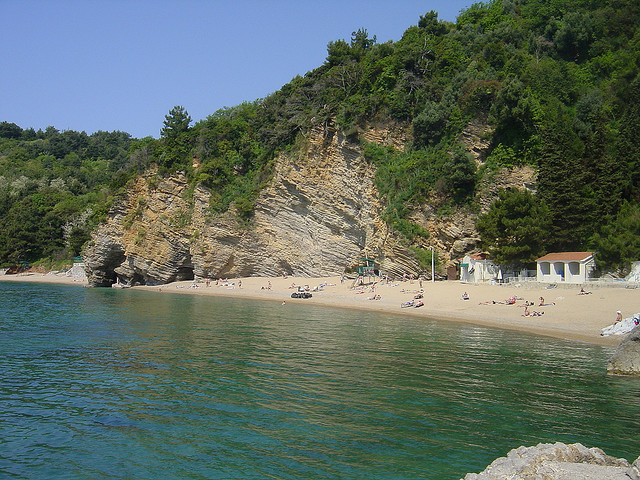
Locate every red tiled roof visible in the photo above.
<box><xmin>536</xmin><ymin>252</ymin><xmax>595</xmax><ymax>262</ymax></box>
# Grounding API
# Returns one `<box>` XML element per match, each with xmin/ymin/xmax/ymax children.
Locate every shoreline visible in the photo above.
<box><xmin>2</xmin><ymin>272</ymin><xmax>635</xmax><ymax>346</ymax></box>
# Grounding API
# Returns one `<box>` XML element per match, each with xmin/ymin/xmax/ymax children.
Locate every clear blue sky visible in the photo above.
<box><xmin>1</xmin><ymin>0</ymin><xmax>472</xmax><ymax>139</ymax></box>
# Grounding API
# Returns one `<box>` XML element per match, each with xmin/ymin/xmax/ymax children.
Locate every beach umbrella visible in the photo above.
<box><xmin>497</xmin><ymin>269</ymin><xmax>503</xmax><ymax>282</ymax></box>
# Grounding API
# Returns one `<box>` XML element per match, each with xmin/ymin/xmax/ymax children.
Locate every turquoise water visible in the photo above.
<box><xmin>1</xmin><ymin>282</ymin><xmax>638</xmax><ymax>479</ymax></box>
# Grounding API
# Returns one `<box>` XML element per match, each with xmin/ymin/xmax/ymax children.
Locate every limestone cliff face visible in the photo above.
<box><xmin>85</xmin><ymin>125</ymin><xmax>416</xmax><ymax>286</ymax></box>
<box><xmin>84</xmin><ymin>121</ymin><xmax>536</xmax><ymax>287</ymax></box>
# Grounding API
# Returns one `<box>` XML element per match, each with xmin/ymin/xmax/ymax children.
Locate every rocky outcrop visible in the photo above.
<box><xmin>462</xmin><ymin>442</ymin><xmax>636</xmax><ymax>480</ymax></box>
<box><xmin>607</xmin><ymin>326</ymin><xmax>640</xmax><ymax>375</ymax></box>
<box><xmin>83</xmin><ymin>119</ymin><xmax>535</xmax><ymax>287</ymax></box>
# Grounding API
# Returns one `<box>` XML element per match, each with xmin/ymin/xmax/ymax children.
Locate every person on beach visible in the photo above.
<box><xmin>462</xmin><ymin>292</ymin><xmax>470</xmax><ymax>300</ymax></box>
<box><xmin>523</xmin><ymin>305</ymin><xmax>544</xmax><ymax>317</ymax></box>
<box><xmin>539</xmin><ymin>297</ymin><xmax>544</xmax><ymax>306</ymax></box>
<box><xmin>615</xmin><ymin>310</ymin><xmax>623</xmax><ymax>324</ymax></box>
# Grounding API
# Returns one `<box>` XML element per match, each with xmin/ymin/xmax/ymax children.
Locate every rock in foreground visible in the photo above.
<box><xmin>607</xmin><ymin>326</ymin><xmax>640</xmax><ymax>375</ymax></box>
<box><xmin>462</xmin><ymin>442</ymin><xmax>636</xmax><ymax>480</ymax></box>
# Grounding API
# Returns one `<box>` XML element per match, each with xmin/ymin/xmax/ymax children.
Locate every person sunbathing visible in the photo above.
<box><xmin>523</xmin><ymin>305</ymin><xmax>544</xmax><ymax>317</ymax></box>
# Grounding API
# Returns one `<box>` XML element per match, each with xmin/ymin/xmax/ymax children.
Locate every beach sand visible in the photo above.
<box><xmin>3</xmin><ymin>271</ymin><xmax>635</xmax><ymax>346</ymax></box>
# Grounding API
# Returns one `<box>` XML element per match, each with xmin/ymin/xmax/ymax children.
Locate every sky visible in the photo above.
<box><xmin>1</xmin><ymin>0</ymin><xmax>472</xmax><ymax>139</ymax></box>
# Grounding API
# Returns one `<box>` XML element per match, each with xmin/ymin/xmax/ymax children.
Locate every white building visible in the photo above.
<box><xmin>460</xmin><ymin>253</ymin><xmax>498</xmax><ymax>283</ymax></box>
<box><xmin>536</xmin><ymin>252</ymin><xmax>595</xmax><ymax>284</ymax></box>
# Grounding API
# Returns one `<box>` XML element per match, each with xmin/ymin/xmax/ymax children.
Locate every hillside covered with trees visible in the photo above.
<box><xmin>1</xmin><ymin>0</ymin><xmax>639</xmax><ymax>274</ymax></box>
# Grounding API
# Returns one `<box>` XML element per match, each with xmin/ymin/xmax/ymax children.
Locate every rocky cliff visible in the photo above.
<box><xmin>84</xmin><ymin>121</ymin><xmax>535</xmax><ymax>287</ymax></box>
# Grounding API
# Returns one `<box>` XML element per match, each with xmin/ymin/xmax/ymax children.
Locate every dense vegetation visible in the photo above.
<box><xmin>0</xmin><ymin>124</ymin><xmax>135</xmax><ymax>267</ymax></box>
<box><xmin>1</xmin><ymin>0</ymin><xmax>639</xmax><ymax>273</ymax></box>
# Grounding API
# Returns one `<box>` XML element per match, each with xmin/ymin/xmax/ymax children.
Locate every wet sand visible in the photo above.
<box><xmin>3</xmin><ymin>272</ymin><xmax>636</xmax><ymax>346</ymax></box>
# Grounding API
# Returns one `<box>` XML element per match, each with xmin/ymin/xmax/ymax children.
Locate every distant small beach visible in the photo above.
<box><xmin>3</xmin><ymin>271</ymin><xmax>635</xmax><ymax>346</ymax></box>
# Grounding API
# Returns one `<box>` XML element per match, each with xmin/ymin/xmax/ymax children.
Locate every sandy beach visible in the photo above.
<box><xmin>3</xmin><ymin>271</ymin><xmax>637</xmax><ymax>346</ymax></box>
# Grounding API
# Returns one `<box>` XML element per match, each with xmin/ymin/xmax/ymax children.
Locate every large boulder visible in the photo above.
<box><xmin>607</xmin><ymin>326</ymin><xmax>640</xmax><ymax>375</ymax></box>
<box><xmin>462</xmin><ymin>442</ymin><xmax>633</xmax><ymax>480</ymax></box>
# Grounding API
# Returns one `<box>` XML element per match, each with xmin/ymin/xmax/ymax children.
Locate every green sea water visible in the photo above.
<box><xmin>1</xmin><ymin>281</ymin><xmax>638</xmax><ymax>479</ymax></box>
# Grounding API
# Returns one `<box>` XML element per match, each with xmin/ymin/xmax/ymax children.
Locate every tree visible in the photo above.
<box><xmin>445</xmin><ymin>145</ymin><xmax>476</xmax><ymax>203</ymax></box>
<box><xmin>412</xmin><ymin>100</ymin><xmax>449</xmax><ymax>147</ymax></box>
<box><xmin>161</xmin><ymin>105</ymin><xmax>192</xmax><ymax>140</ymax></box>
<box><xmin>590</xmin><ymin>201</ymin><xmax>640</xmax><ymax>275</ymax></box>
<box><xmin>326</xmin><ymin>39</ymin><xmax>352</xmax><ymax>66</ymax></box>
<box><xmin>616</xmin><ymin>75</ymin><xmax>640</xmax><ymax>201</ymax></box>
<box><xmin>552</xmin><ymin>11</ymin><xmax>596</xmax><ymax>61</ymax></box>
<box><xmin>350</xmin><ymin>28</ymin><xmax>376</xmax><ymax>50</ymax></box>
<box><xmin>537</xmin><ymin>102</ymin><xmax>595</xmax><ymax>250</ymax></box>
<box><xmin>476</xmin><ymin>188</ymin><xmax>551</xmax><ymax>265</ymax></box>
<box><xmin>418</xmin><ymin>10</ymin><xmax>447</xmax><ymax>36</ymax></box>
<box><xmin>489</xmin><ymin>78</ymin><xmax>540</xmax><ymax>156</ymax></box>
<box><xmin>160</xmin><ymin>106</ymin><xmax>193</xmax><ymax>170</ymax></box>
<box><xmin>0</xmin><ymin>122</ymin><xmax>22</xmax><ymax>139</ymax></box>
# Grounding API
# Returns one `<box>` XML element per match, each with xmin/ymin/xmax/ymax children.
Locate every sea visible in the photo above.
<box><xmin>1</xmin><ymin>281</ymin><xmax>639</xmax><ymax>480</ymax></box>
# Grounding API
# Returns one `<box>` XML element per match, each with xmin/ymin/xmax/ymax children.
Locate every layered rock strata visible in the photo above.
<box><xmin>84</xmin><ymin>126</ymin><xmax>420</xmax><ymax>286</ymax></box>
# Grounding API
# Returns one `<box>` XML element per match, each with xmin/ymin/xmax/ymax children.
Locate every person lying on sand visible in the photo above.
<box><xmin>579</xmin><ymin>287</ymin><xmax>592</xmax><ymax>295</ymax></box>
<box><xmin>522</xmin><ymin>305</ymin><xmax>544</xmax><ymax>317</ymax></box>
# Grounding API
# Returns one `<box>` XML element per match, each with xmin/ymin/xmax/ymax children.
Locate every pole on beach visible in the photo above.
<box><xmin>431</xmin><ymin>246</ymin><xmax>435</xmax><ymax>283</ymax></box>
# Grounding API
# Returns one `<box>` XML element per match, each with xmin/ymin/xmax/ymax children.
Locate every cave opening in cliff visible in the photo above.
<box><xmin>174</xmin><ymin>266</ymin><xmax>194</xmax><ymax>282</ymax></box>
